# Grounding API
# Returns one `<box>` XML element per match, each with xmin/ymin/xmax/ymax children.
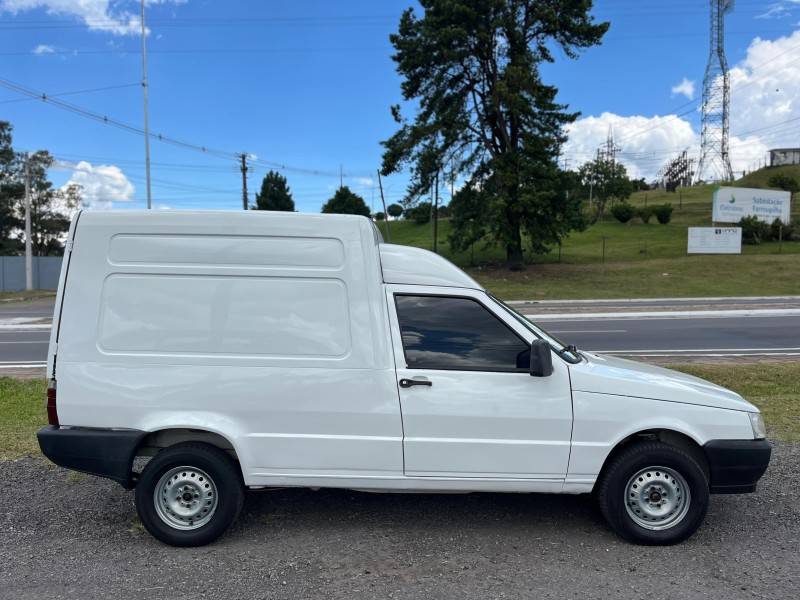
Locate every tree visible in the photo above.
<box><xmin>0</xmin><ymin>122</ymin><xmax>74</xmax><ymax>255</ymax></box>
<box><xmin>253</xmin><ymin>170</ymin><xmax>295</xmax><ymax>211</ymax></box>
<box><xmin>578</xmin><ymin>158</ymin><xmax>633</xmax><ymax>221</ymax></box>
<box><xmin>448</xmin><ymin>185</ymin><xmax>488</xmax><ymax>251</ymax></box>
<box><xmin>374</xmin><ymin>211</ymin><xmax>386</xmax><ymax>221</ymax></box>
<box><xmin>321</xmin><ymin>186</ymin><xmax>371</xmax><ymax>217</ymax></box>
<box><xmin>0</xmin><ymin>122</ymin><xmax>22</xmax><ymax>254</ymax></box>
<box><xmin>387</xmin><ymin>203</ymin><xmax>404</xmax><ymax>219</ymax></box>
<box><xmin>381</xmin><ymin>1</ymin><xmax>607</xmax><ymax>269</ymax></box>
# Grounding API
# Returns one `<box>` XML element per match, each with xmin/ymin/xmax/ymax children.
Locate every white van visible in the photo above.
<box><xmin>38</xmin><ymin>211</ymin><xmax>770</xmax><ymax>547</ymax></box>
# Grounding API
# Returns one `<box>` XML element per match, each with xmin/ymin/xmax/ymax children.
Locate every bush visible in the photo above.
<box><xmin>653</xmin><ymin>203</ymin><xmax>674</xmax><ymax>225</ymax></box>
<box><xmin>637</xmin><ymin>206</ymin><xmax>653</xmax><ymax>224</ymax></box>
<box><xmin>739</xmin><ymin>215</ymin><xmax>771</xmax><ymax>245</ymax></box>
<box><xmin>610</xmin><ymin>202</ymin><xmax>636</xmax><ymax>223</ymax></box>
<box><xmin>768</xmin><ymin>173</ymin><xmax>800</xmax><ymax>195</ymax></box>
<box><xmin>374</xmin><ymin>212</ymin><xmax>385</xmax><ymax>221</ymax></box>
<box><xmin>408</xmin><ymin>201</ymin><xmax>432</xmax><ymax>224</ymax></box>
<box><xmin>770</xmin><ymin>218</ymin><xmax>795</xmax><ymax>241</ymax></box>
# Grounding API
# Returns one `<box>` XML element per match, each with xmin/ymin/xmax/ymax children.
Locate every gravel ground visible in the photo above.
<box><xmin>1</xmin><ymin>444</ymin><xmax>798</xmax><ymax>600</ymax></box>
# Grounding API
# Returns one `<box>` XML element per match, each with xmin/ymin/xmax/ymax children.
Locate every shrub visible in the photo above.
<box><xmin>653</xmin><ymin>203</ymin><xmax>674</xmax><ymax>225</ymax></box>
<box><xmin>768</xmin><ymin>173</ymin><xmax>800</xmax><ymax>195</ymax></box>
<box><xmin>374</xmin><ymin>212</ymin><xmax>385</xmax><ymax>221</ymax></box>
<box><xmin>739</xmin><ymin>215</ymin><xmax>770</xmax><ymax>245</ymax></box>
<box><xmin>408</xmin><ymin>201</ymin><xmax>432</xmax><ymax>224</ymax></box>
<box><xmin>637</xmin><ymin>206</ymin><xmax>653</xmax><ymax>224</ymax></box>
<box><xmin>610</xmin><ymin>202</ymin><xmax>636</xmax><ymax>223</ymax></box>
<box><xmin>770</xmin><ymin>218</ymin><xmax>795</xmax><ymax>241</ymax></box>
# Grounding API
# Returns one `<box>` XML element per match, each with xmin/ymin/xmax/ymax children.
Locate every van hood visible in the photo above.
<box><xmin>569</xmin><ymin>352</ymin><xmax>757</xmax><ymax>412</ymax></box>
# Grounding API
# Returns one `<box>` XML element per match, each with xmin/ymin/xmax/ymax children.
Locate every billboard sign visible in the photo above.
<box><xmin>712</xmin><ymin>187</ymin><xmax>791</xmax><ymax>223</ymax></box>
<box><xmin>687</xmin><ymin>227</ymin><xmax>742</xmax><ymax>254</ymax></box>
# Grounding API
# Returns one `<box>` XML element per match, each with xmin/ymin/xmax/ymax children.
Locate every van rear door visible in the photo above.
<box><xmin>46</xmin><ymin>211</ymin><xmax>81</xmax><ymax>379</ymax></box>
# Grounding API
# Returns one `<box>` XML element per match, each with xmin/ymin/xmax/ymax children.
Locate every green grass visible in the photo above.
<box><xmin>0</xmin><ymin>377</ymin><xmax>46</xmax><ymax>459</ymax></box>
<box><xmin>673</xmin><ymin>363</ymin><xmax>800</xmax><ymax>443</ymax></box>
<box><xmin>0</xmin><ymin>289</ymin><xmax>56</xmax><ymax>302</ymax></box>
<box><xmin>375</xmin><ymin>167</ymin><xmax>800</xmax><ymax>299</ymax></box>
<box><xmin>470</xmin><ymin>254</ymin><xmax>800</xmax><ymax>300</ymax></box>
<box><xmin>1</xmin><ymin>365</ymin><xmax>797</xmax><ymax>460</ymax></box>
<box><xmin>736</xmin><ymin>164</ymin><xmax>800</xmax><ymax>190</ymax></box>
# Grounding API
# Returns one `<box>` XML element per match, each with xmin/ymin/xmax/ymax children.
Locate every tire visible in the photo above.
<box><xmin>597</xmin><ymin>441</ymin><xmax>709</xmax><ymax>545</ymax></box>
<box><xmin>135</xmin><ymin>442</ymin><xmax>245</xmax><ymax>547</ymax></box>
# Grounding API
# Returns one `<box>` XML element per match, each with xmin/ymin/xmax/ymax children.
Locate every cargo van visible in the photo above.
<box><xmin>38</xmin><ymin>211</ymin><xmax>770</xmax><ymax>547</ymax></box>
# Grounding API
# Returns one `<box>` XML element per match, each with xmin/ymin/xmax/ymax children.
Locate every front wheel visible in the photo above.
<box><xmin>135</xmin><ymin>442</ymin><xmax>245</xmax><ymax>547</ymax></box>
<box><xmin>597</xmin><ymin>441</ymin><xmax>709</xmax><ymax>545</ymax></box>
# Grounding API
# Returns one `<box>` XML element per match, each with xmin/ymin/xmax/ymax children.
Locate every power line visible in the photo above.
<box><xmin>0</xmin><ymin>82</ymin><xmax>139</xmax><ymax>104</ymax></box>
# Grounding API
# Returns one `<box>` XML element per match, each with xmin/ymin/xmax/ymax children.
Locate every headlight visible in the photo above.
<box><xmin>748</xmin><ymin>412</ymin><xmax>766</xmax><ymax>440</ymax></box>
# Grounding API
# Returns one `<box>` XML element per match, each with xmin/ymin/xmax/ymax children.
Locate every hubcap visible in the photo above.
<box><xmin>624</xmin><ymin>466</ymin><xmax>691</xmax><ymax>531</ymax></box>
<box><xmin>154</xmin><ymin>466</ymin><xmax>218</xmax><ymax>530</ymax></box>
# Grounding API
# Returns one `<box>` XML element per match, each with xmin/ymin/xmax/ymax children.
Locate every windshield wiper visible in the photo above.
<box><xmin>555</xmin><ymin>344</ymin><xmax>579</xmax><ymax>358</ymax></box>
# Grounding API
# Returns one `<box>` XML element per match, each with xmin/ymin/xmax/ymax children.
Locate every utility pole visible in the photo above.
<box><xmin>377</xmin><ymin>170</ymin><xmax>390</xmax><ymax>243</ymax></box>
<box><xmin>140</xmin><ymin>0</ymin><xmax>152</xmax><ymax>209</ymax></box>
<box><xmin>340</xmin><ymin>164</ymin><xmax>343</xmax><ymax>188</ymax></box>
<box><xmin>240</xmin><ymin>153</ymin><xmax>249</xmax><ymax>210</ymax></box>
<box><xmin>24</xmin><ymin>154</ymin><xmax>32</xmax><ymax>291</ymax></box>
<box><xmin>433</xmin><ymin>171</ymin><xmax>439</xmax><ymax>254</ymax></box>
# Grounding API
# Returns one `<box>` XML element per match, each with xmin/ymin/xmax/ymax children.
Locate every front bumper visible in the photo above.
<box><xmin>37</xmin><ymin>426</ymin><xmax>146</xmax><ymax>489</ymax></box>
<box><xmin>703</xmin><ymin>439</ymin><xmax>771</xmax><ymax>494</ymax></box>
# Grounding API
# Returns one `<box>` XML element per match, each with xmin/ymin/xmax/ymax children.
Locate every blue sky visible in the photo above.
<box><xmin>1</xmin><ymin>0</ymin><xmax>799</xmax><ymax>212</ymax></box>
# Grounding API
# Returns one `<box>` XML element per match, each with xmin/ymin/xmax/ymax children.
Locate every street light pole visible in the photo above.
<box><xmin>140</xmin><ymin>0</ymin><xmax>153</xmax><ymax>209</ymax></box>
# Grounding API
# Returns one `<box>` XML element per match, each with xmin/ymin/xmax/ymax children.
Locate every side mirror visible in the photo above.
<box><xmin>529</xmin><ymin>339</ymin><xmax>553</xmax><ymax>377</ymax></box>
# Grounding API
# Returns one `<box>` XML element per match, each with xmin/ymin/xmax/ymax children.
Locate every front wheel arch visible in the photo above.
<box><xmin>594</xmin><ymin>429</ymin><xmax>709</xmax><ymax>494</ymax></box>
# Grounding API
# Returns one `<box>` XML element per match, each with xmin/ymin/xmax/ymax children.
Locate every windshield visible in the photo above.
<box><xmin>487</xmin><ymin>293</ymin><xmax>582</xmax><ymax>364</ymax></box>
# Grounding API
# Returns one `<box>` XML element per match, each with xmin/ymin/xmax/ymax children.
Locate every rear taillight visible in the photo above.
<box><xmin>46</xmin><ymin>379</ymin><xmax>59</xmax><ymax>426</ymax></box>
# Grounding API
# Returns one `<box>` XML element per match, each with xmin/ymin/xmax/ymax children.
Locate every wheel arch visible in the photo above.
<box><xmin>134</xmin><ymin>428</ymin><xmax>244</xmax><ymax>475</ymax></box>
<box><xmin>593</xmin><ymin>428</ymin><xmax>710</xmax><ymax>493</ymax></box>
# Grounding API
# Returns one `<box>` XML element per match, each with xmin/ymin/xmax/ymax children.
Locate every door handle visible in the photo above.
<box><xmin>399</xmin><ymin>378</ymin><xmax>432</xmax><ymax>388</ymax></box>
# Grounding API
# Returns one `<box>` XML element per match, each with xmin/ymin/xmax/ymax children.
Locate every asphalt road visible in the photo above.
<box><xmin>1</xmin><ymin>297</ymin><xmax>799</xmax><ymax>365</ymax></box>
<box><xmin>1</xmin><ymin>443</ymin><xmax>797</xmax><ymax>600</ymax></box>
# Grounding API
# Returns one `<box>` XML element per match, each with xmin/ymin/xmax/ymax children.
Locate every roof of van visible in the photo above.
<box><xmin>73</xmin><ymin>210</ymin><xmax>481</xmax><ymax>290</ymax></box>
<box><xmin>379</xmin><ymin>244</ymin><xmax>482</xmax><ymax>290</ymax></box>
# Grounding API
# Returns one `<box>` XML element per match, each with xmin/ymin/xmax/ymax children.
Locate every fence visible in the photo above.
<box><xmin>0</xmin><ymin>256</ymin><xmax>62</xmax><ymax>292</ymax></box>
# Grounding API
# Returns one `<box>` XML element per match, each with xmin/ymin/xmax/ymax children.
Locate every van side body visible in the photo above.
<box><xmin>38</xmin><ymin>211</ymin><xmax>770</xmax><ymax>545</ymax></box>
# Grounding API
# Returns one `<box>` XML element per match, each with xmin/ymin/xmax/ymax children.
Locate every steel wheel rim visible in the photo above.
<box><xmin>153</xmin><ymin>466</ymin><xmax>218</xmax><ymax>530</ymax></box>
<box><xmin>624</xmin><ymin>466</ymin><xmax>691</xmax><ymax>531</ymax></box>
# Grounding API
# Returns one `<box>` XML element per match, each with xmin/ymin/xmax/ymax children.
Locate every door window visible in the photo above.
<box><xmin>394</xmin><ymin>295</ymin><xmax>530</xmax><ymax>372</ymax></box>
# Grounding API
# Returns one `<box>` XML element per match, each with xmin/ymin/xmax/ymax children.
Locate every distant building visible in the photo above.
<box><xmin>770</xmin><ymin>148</ymin><xmax>800</xmax><ymax>167</ymax></box>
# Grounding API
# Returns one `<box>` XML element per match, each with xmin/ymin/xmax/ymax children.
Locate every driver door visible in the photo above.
<box><xmin>386</xmin><ymin>285</ymin><xmax>573</xmax><ymax>480</ymax></box>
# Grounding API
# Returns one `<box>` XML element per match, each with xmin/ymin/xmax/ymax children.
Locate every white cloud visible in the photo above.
<box><xmin>61</xmin><ymin>161</ymin><xmax>135</xmax><ymax>210</ymax></box>
<box><xmin>351</xmin><ymin>176</ymin><xmax>374</xmax><ymax>188</ymax></box>
<box><xmin>671</xmin><ymin>77</ymin><xmax>695</xmax><ymax>100</ymax></box>
<box><xmin>563</xmin><ymin>112</ymin><xmax>697</xmax><ymax>180</ymax></box>
<box><xmin>0</xmin><ymin>1</ymin><xmax>186</xmax><ymax>36</ymax></box>
<box><xmin>566</xmin><ymin>28</ymin><xmax>800</xmax><ymax>180</ymax></box>
<box><xmin>32</xmin><ymin>43</ymin><xmax>54</xmax><ymax>54</ymax></box>
<box><xmin>757</xmin><ymin>1</ymin><xmax>800</xmax><ymax>19</ymax></box>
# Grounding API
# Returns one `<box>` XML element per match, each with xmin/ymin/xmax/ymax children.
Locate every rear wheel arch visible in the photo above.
<box><xmin>134</xmin><ymin>428</ymin><xmax>244</xmax><ymax>477</ymax></box>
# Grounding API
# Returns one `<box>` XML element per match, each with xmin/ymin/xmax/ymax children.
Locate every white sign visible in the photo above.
<box><xmin>687</xmin><ymin>227</ymin><xmax>742</xmax><ymax>254</ymax></box>
<box><xmin>712</xmin><ymin>187</ymin><xmax>791</xmax><ymax>224</ymax></box>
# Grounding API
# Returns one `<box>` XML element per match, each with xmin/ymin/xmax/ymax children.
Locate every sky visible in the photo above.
<box><xmin>1</xmin><ymin>0</ymin><xmax>800</xmax><ymax>212</ymax></box>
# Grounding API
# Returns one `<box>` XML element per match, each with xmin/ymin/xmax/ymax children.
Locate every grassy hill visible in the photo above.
<box><xmin>375</xmin><ymin>166</ymin><xmax>800</xmax><ymax>300</ymax></box>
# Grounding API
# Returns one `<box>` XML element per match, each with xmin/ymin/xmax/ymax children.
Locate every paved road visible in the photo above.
<box><xmin>2</xmin><ymin>297</ymin><xmax>799</xmax><ymax>366</ymax></box>
<box><xmin>1</xmin><ymin>443</ymin><xmax>797</xmax><ymax>600</ymax></box>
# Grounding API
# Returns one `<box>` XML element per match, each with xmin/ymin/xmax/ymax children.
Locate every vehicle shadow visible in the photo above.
<box><xmin>235</xmin><ymin>486</ymin><xmax>608</xmax><ymax>539</ymax></box>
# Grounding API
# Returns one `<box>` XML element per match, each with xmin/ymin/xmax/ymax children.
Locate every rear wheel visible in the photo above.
<box><xmin>597</xmin><ymin>441</ymin><xmax>709</xmax><ymax>545</ymax></box>
<box><xmin>135</xmin><ymin>443</ymin><xmax>244</xmax><ymax>547</ymax></box>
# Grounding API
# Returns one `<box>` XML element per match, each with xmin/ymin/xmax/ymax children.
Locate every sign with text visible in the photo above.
<box><xmin>687</xmin><ymin>227</ymin><xmax>742</xmax><ymax>254</ymax></box>
<box><xmin>712</xmin><ymin>187</ymin><xmax>791</xmax><ymax>224</ymax></box>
